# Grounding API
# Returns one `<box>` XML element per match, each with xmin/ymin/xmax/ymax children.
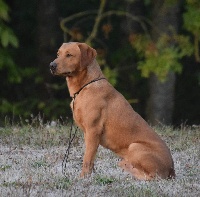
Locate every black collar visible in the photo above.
<box><xmin>72</xmin><ymin>77</ymin><xmax>106</xmax><ymax>100</ymax></box>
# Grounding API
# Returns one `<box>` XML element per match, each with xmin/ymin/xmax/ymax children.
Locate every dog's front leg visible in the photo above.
<box><xmin>80</xmin><ymin>130</ymin><xmax>100</xmax><ymax>178</ymax></box>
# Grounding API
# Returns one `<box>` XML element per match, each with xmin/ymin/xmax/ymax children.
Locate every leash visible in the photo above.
<box><xmin>62</xmin><ymin>118</ymin><xmax>78</xmax><ymax>178</ymax></box>
<box><xmin>72</xmin><ymin>77</ymin><xmax>106</xmax><ymax>100</ymax></box>
<box><xmin>61</xmin><ymin>77</ymin><xmax>106</xmax><ymax>178</ymax></box>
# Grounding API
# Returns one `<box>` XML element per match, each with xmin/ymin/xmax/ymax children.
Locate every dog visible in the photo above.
<box><xmin>49</xmin><ymin>42</ymin><xmax>175</xmax><ymax>180</ymax></box>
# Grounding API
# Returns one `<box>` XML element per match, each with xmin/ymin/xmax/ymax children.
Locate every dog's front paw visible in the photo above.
<box><xmin>79</xmin><ymin>162</ymin><xmax>94</xmax><ymax>178</ymax></box>
<box><xmin>79</xmin><ymin>170</ymin><xmax>91</xmax><ymax>179</ymax></box>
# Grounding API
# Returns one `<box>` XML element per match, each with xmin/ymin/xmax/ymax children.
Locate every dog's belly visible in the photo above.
<box><xmin>99</xmin><ymin>129</ymin><xmax>131</xmax><ymax>158</ymax></box>
<box><xmin>99</xmin><ymin>133</ymin><xmax>116</xmax><ymax>150</ymax></box>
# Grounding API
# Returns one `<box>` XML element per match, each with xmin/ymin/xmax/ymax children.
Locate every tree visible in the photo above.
<box><xmin>1</xmin><ymin>0</ymin><xmax>199</xmax><ymax>125</ymax></box>
<box><xmin>147</xmin><ymin>0</ymin><xmax>180</xmax><ymax>125</ymax></box>
<box><xmin>129</xmin><ymin>0</ymin><xmax>193</xmax><ymax>125</ymax></box>
<box><xmin>37</xmin><ymin>0</ymin><xmax>60</xmax><ymax>99</ymax></box>
<box><xmin>58</xmin><ymin>0</ymin><xmax>196</xmax><ymax>125</ymax></box>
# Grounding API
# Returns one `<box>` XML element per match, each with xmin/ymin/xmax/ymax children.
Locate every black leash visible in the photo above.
<box><xmin>62</xmin><ymin>118</ymin><xmax>78</xmax><ymax>178</ymax></box>
<box><xmin>61</xmin><ymin>77</ymin><xmax>106</xmax><ymax>178</ymax></box>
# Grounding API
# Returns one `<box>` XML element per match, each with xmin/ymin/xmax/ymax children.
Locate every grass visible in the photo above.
<box><xmin>0</xmin><ymin>118</ymin><xmax>199</xmax><ymax>197</ymax></box>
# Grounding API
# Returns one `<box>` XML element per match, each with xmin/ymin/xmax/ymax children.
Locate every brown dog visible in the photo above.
<box><xmin>49</xmin><ymin>42</ymin><xmax>175</xmax><ymax>180</ymax></box>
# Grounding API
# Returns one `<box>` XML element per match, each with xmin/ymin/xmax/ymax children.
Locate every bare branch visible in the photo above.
<box><xmin>86</xmin><ymin>0</ymin><xmax>107</xmax><ymax>45</ymax></box>
<box><xmin>60</xmin><ymin>10</ymin><xmax>97</xmax><ymax>41</ymax></box>
<box><xmin>194</xmin><ymin>33</ymin><xmax>200</xmax><ymax>62</ymax></box>
<box><xmin>99</xmin><ymin>10</ymin><xmax>149</xmax><ymax>37</ymax></box>
<box><xmin>60</xmin><ymin>0</ymin><xmax>151</xmax><ymax>43</ymax></box>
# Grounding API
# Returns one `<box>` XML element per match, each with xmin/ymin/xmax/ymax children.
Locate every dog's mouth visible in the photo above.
<box><xmin>50</xmin><ymin>70</ymin><xmax>73</xmax><ymax>77</ymax></box>
<box><xmin>63</xmin><ymin>72</ymin><xmax>73</xmax><ymax>77</ymax></box>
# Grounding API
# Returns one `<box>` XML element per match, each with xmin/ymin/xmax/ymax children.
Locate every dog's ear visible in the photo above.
<box><xmin>77</xmin><ymin>43</ymin><xmax>97</xmax><ymax>69</ymax></box>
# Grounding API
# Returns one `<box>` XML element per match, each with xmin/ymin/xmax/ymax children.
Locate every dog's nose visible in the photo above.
<box><xmin>49</xmin><ymin>62</ymin><xmax>57</xmax><ymax>71</ymax></box>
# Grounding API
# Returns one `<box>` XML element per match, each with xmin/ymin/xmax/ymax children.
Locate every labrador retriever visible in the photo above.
<box><xmin>49</xmin><ymin>42</ymin><xmax>175</xmax><ymax>180</ymax></box>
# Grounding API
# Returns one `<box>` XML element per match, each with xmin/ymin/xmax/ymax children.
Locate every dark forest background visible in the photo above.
<box><xmin>0</xmin><ymin>0</ymin><xmax>200</xmax><ymax>126</ymax></box>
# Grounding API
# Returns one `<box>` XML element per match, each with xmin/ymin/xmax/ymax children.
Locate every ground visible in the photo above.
<box><xmin>0</xmin><ymin>120</ymin><xmax>199</xmax><ymax>197</ymax></box>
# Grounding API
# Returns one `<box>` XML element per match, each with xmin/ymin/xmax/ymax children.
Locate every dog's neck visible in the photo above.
<box><xmin>66</xmin><ymin>59</ymin><xmax>104</xmax><ymax>98</ymax></box>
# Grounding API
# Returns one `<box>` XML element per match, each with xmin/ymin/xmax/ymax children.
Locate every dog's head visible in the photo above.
<box><xmin>49</xmin><ymin>42</ymin><xmax>97</xmax><ymax>77</ymax></box>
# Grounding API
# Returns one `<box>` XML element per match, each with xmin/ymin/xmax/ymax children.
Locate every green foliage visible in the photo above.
<box><xmin>183</xmin><ymin>0</ymin><xmax>200</xmax><ymax>62</ymax></box>
<box><xmin>130</xmin><ymin>34</ymin><xmax>193</xmax><ymax>81</ymax></box>
<box><xmin>55</xmin><ymin>177</ymin><xmax>71</xmax><ymax>189</ymax></box>
<box><xmin>31</xmin><ymin>159</ymin><xmax>49</xmax><ymax>168</ymax></box>
<box><xmin>183</xmin><ymin>0</ymin><xmax>200</xmax><ymax>34</ymax></box>
<box><xmin>95</xmin><ymin>175</ymin><xmax>116</xmax><ymax>185</ymax></box>
<box><xmin>0</xmin><ymin>0</ymin><xmax>19</xmax><ymax>47</ymax></box>
<box><xmin>0</xmin><ymin>0</ymin><xmax>9</xmax><ymax>21</ymax></box>
<box><xmin>103</xmin><ymin>66</ymin><xmax>118</xmax><ymax>86</ymax></box>
<box><xmin>0</xmin><ymin>0</ymin><xmax>199</xmax><ymax>125</ymax></box>
<box><xmin>0</xmin><ymin>99</ymin><xmax>36</xmax><ymax>117</ymax></box>
<box><xmin>0</xmin><ymin>0</ymin><xmax>20</xmax><ymax>83</ymax></box>
<box><xmin>0</xmin><ymin>165</ymin><xmax>11</xmax><ymax>171</ymax></box>
<box><xmin>0</xmin><ymin>23</ymin><xmax>18</xmax><ymax>47</ymax></box>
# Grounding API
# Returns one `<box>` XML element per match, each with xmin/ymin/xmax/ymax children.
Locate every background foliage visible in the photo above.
<box><xmin>0</xmin><ymin>0</ymin><xmax>200</xmax><ymax>125</ymax></box>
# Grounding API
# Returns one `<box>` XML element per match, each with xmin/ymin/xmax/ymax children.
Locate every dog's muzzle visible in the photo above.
<box><xmin>49</xmin><ymin>62</ymin><xmax>57</xmax><ymax>74</ymax></box>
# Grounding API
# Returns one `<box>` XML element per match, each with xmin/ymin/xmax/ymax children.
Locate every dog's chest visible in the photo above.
<box><xmin>71</xmin><ymin>100</ymin><xmax>85</xmax><ymax>131</ymax></box>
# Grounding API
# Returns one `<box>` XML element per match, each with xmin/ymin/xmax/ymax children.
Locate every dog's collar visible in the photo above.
<box><xmin>72</xmin><ymin>77</ymin><xmax>106</xmax><ymax>101</ymax></box>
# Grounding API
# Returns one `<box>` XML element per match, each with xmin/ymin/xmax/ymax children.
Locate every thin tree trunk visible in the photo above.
<box><xmin>120</xmin><ymin>0</ymin><xmax>146</xmax><ymax>117</ymax></box>
<box><xmin>121</xmin><ymin>0</ymin><xmax>145</xmax><ymax>34</ymax></box>
<box><xmin>147</xmin><ymin>0</ymin><xmax>181</xmax><ymax>125</ymax></box>
<box><xmin>37</xmin><ymin>0</ymin><xmax>59</xmax><ymax>99</ymax></box>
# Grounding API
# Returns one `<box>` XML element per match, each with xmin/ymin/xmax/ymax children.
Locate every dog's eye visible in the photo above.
<box><xmin>66</xmin><ymin>54</ymin><xmax>72</xmax><ymax>57</ymax></box>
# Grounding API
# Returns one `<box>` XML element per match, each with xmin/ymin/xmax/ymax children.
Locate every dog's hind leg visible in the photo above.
<box><xmin>118</xmin><ymin>159</ymin><xmax>153</xmax><ymax>180</ymax></box>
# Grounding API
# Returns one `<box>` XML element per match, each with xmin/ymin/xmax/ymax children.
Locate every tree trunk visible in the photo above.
<box><xmin>147</xmin><ymin>0</ymin><xmax>181</xmax><ymax>125</ymax></box>
<box><xmin>147</xmin><ymin>72</ymin><xmax>176</xmax><ymax>125</ymax></box>
<box><xmin>121</xmin><ymin>0</ymin><xmax>145</xmax><ymax>34</ymax></box>
<box><xmin>37</xmin><ymin>0</ymin><xmax>59</xmax><ymax>99</ymax></box>
<box><xmin>120</xmin><ymin>0</ymin><xmax>147</xmax><ymax>117</ymax></box>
